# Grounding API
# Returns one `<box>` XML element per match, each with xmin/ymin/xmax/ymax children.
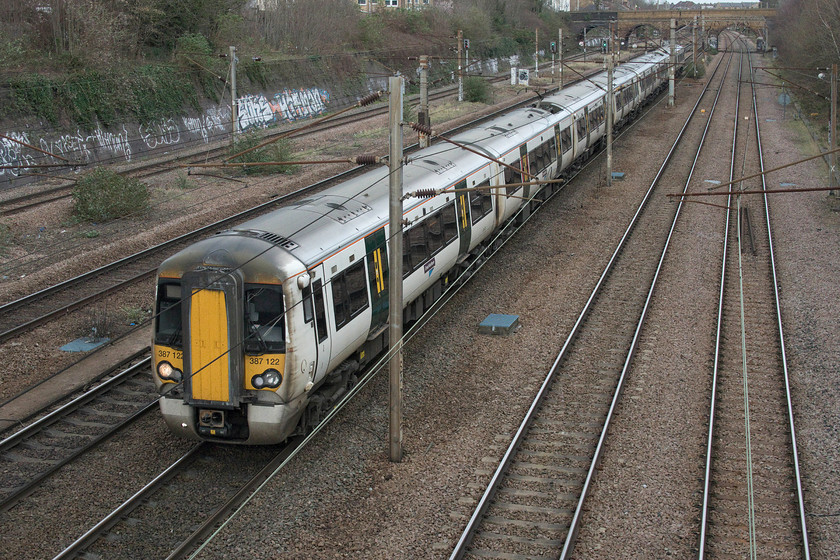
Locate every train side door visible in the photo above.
<box><xmin>519</xmin><ymin>145</ymin><xmax>530</xmax><ymax>201</ymax></box>
<box><xmin>365</xmin><ymin>228</ymin><xmax>389</xmax><ymax>332</ymax></box>
<box><xmin>455</xmin><ymin>179</ymin><xmax>471</xmax><ymax>257</ymax></box>
<box><xmin>308</xmin><ymin>265</ymin><xmax>331</xmax><ymax>383</ymax></box>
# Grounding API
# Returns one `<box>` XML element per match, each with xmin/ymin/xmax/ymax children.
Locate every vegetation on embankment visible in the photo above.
<box><xmin>0</xmin><ymin>0</ymin><xmax>572</xmax><ymax>131</ymax></box>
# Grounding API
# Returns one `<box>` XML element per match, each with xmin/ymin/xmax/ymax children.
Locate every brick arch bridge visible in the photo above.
<box><xmin>570</xmin><ymin>8</ymin><xmax>776</xmax><ymax>47</ymax></box>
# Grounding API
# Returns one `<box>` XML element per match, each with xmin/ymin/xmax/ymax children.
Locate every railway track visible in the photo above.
<box><xmin>0</xmin><ymin>354</ymin><xmax>155</xmax><ymax>513</ymax></box>
<box><xmin>697</xmin><ymin>44</ymin><xmax>809</xmax><ymax>559</ymax></box>
<box><xmin>450</xmin><ymin>46</ymin><xmax>734</xmax><ymax>560</ymax></box>
<box><xmin>0</xmin><ymin>47</ymin><xmax>708</xmax><ymax>558</ymax></box>
<box><xmin>51</xmin><ymin>441</ymin><xmax>295</xmax><ymax>560</ymax></box>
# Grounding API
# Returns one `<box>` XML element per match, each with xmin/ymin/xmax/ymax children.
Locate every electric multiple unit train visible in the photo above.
<box><xmin>152</xmin><ymin>46</ymin><xmax>686</xmax><ymax>444</ymax></box>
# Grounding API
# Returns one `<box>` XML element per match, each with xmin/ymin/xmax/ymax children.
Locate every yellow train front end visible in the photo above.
<box><xmin>152</xmin><ymin>235</ymin><xmax>310</xmax><ymax>445</ymax></box>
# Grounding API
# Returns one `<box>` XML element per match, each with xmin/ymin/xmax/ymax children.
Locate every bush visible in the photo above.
<box><xmin>464</xmin><ymin>76</ymin><xmax>491</xmax><ymax>104</ymax></box>
<box><xmin>228</xmin><ymin>131</ymin><xmax>296</xmax><ymax>176</ymax></box>
<box><xmin>72</xmin><ymin>167</ymin><xmax>150</xmax><ymax>222</ymax></box>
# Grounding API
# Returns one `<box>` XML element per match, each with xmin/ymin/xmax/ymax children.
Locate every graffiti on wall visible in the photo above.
<box><xmin>1</xmin><ymin>86</ymin><xmax>331</xmax><ymax>178</ymax></box>
<box><xmin>1</xmin><ymin>132</ymin><xmax>36</xmax><ymax>177</ymax></box>
<box><xmin>237</xmin><ymin>88</ymin><xmax>330</xmax><ymax>131</ymax></box>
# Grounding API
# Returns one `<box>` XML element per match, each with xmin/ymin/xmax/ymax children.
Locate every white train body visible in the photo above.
<box><xmin>152</xmin><ymin>47</ymin><xmax>683</xmax><ymax>444</ymax></box>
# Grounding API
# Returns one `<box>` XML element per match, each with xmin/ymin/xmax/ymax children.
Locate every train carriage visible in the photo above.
<box><xmin>152</xmin><ymin>46</ymin><xmax>684</xmax><ymax>444</ymax></box>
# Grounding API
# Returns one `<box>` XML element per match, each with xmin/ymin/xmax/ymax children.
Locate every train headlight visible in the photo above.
<box><xmin>157</xmin><ymin>361</ymin><xmax>182</xmax><ymax>383</ymax></box>
<box><xmin>251</xmin><ymin>369</ymin><xmax>282</xmax><ymax>389</ymax></box>
<box><xmin>262</xmin><ymin>369</ymin><xmax>282</xmax><ymax>388</ymax></box>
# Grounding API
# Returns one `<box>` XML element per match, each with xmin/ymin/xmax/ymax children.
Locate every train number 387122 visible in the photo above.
<box><xmin>248</xmin><ymin>356</ymin><xmax>282</xmax><ymax>366</ymax></box>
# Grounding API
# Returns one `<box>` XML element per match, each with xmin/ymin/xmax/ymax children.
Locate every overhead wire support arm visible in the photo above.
<box><xmin>223</xmin><ymin>91</ymin><xmax>384</xmax><ymax>163</ymax></box>
<box><xmin>756</xmin><ymin>69</ymin><xmax>829</xmax><ymax>101</ymax></box>
<box><xmin>698</xmin><ymin>146</ymin><xmax>840</xmax><ymax>193</ymax></box>
<box><xmin>180</xmin><ymin>155</ymin><xmax>384</xmax><ymax>170</ymax></box>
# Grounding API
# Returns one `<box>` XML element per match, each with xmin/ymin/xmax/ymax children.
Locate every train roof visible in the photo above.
<box><xmin>226</xmin><ymin>102</ymin><xmax>560</xmax><ymax>268</ymax></box>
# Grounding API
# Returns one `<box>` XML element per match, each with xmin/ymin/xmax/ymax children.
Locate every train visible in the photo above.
<box><xmin>152</xmin><ymin>45</ymin><xmax>686</xmax><ymax>444</ymax></box>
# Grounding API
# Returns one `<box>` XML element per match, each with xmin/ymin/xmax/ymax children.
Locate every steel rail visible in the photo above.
<box><xmin>699</xmin><ymin>35</ymin><xmax>742</xmax><ymax>559</ymax></box>
<box><xmin>749</xmin><ymin>50</ymin><xmax>811</xmax><ymax>559</ymax></box>
<box><xmin>51</xmin><ymin>443</ymin><xmax>205</xmax><ymax>560</ymax></box>
<box><xmin>559</xmin><ymin>42</ymin><xmax>735</xmax><ymax>560</ymax></box>
<box><xmin>0</xmin><ymin>358</ymin><xmax>151</xmax><ymax>452</ymax></box>
<box><xmin>449</xmin><ymin>47</ymin><xmax>730</xmax><ymax>560</ymax></box>
<box><xmin>0</xmin><ymin>358</ymin><xmax>156</xmax><ymax>513</ymax></box>
<box><xmin>163</xmin><ymin>437</ymin><xmax>304</xmax><ymax>560</ymax></box>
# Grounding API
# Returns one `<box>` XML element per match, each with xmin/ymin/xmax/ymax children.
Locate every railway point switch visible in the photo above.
<box><xmin>479</xmin><ymin>314</ymin><xmax>521</xmax><ymax>336</ymax></box>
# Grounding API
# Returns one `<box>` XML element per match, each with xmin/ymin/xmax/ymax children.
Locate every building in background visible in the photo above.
<box><xmin>358</xmin><ymin>0</ymin><xmax>433</xmax><ymax>13</ymax></box>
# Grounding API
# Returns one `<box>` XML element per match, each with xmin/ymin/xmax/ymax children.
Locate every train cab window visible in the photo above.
<box><xmin>470</xmin><ymin>181</ymin><xmax>493</xmax><ymax>224</ymax></box>
<box><xmin>155</xmin><ymin>282</ymin><xmax>182</xmax><ymax>347</ymax></box>
<box><xmin>312</xmin><ymin>280</ymin><xmax>328</xmax><ymax>342</ymax></box>
<box><xmin>332</xmin><ymin>261</ymin><xmax>369</xmax><ymax>330</ymax></box>
<box><xmin>244</xmin><ymin>285</ymin><xmax>285</xmax><ymax>353</ymax></box>
<box><xmin>301</xmin><ymin>284</ymin><xmax>314</xmax><ymax>323</ymax></box>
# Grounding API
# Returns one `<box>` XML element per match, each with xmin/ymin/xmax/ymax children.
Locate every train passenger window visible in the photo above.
<box><xmin>312</xmin><ymin>280</ymin><xmax>328</xmax><ymax>342</ymax></box>
<box><xmin>427</xmin><ymin>213</ymin><xmax>445</xmax><ymax>253</ymax></box>
<box><xmin>155</xmin><ymin>282</ymin><xmax>182</xmax><ymax>347</ymax></box>
<box><xmin>346</xmin><ymin>263</ymin><xmax>368</xmax><ymax>314</ymax></box>
<box><xmin>408</xmin><ymin>226</ymin><xmax>427</xmax><ymax>269</ymax></box>
<box><xmin>504</xmin><ymin>160</ymin><xmax>522</xmax><ymax>196</ymax></box>
<box><xmin>561</xmin><ymin>127</ymin><xmax>572</xmax><ymax>153</ymax></box>
<box><xmin>442</xmin><ymin>202</ymin><xmax>458</xmax><ymax>241</ymax></box>
<box><xmin>244</xmin><ymin>285</ymin><xmax>285</xmax><ymax>353</ymax></box>
<box><xmin>402</xmin><ymin>203</ymin><xmax>460</xmax><ymax>277</ymax></box>
<box><xmin>332</xmin><ymin>261</ymin><xmax>369</xmax><ymax>330</ymax></box>
<box><xmin>470</xmin><ymin>182</ymin><xmax>492</xmax><ymax>224</ymax></box>
<box><xmin>576</xmin><ymin>117</ymin><xmax>586</xmax><ymax>139</ymax></box>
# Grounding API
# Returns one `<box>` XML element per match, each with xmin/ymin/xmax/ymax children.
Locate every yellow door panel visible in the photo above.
<box><xmin>190</xmin><ymin>289</ymin><xmax>230</xmax><ymax>402</ymax></box>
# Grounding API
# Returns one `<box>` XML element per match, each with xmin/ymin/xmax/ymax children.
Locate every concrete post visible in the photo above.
<box><xmin>419</xmin><ymin>55</ymin><xmax>430</xmax><ymax>148</ymax></box>
<box><xmin>230</xmin><ymin>46</ymin><xmax>238</xmax><ymax>145</ymax></box>
<box><xmin>457</xmin><ymin>30</ymin><xmax>463</xmax><ymax>102</ymax></box>
<box><xmin>693</xmin><ymin>16</ymin><xmax>697</xmax><ymax>78</ymax></box>
<box><xmin>559</xmin><ymin>28</ymin><xmax>564</xmax><ymax>86</ymax></box>
<box><xmin>388</xmin><ymin>76</ymin><xmax>404</xmax><ymax>463</ymax></box>
<box><xmin>607</xmin><ymin>53</ymin><xmax>614</xmax><ymax>187</ymax></box>
<box><xmin>831</xmin><ymin>64</ymin><xmax>837</xmax><ymax>195</ymax></box>
<box><xmin>669</xmin><ymin>19</ymin><xmax>676</xmax><ymax>107</ymax></box>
